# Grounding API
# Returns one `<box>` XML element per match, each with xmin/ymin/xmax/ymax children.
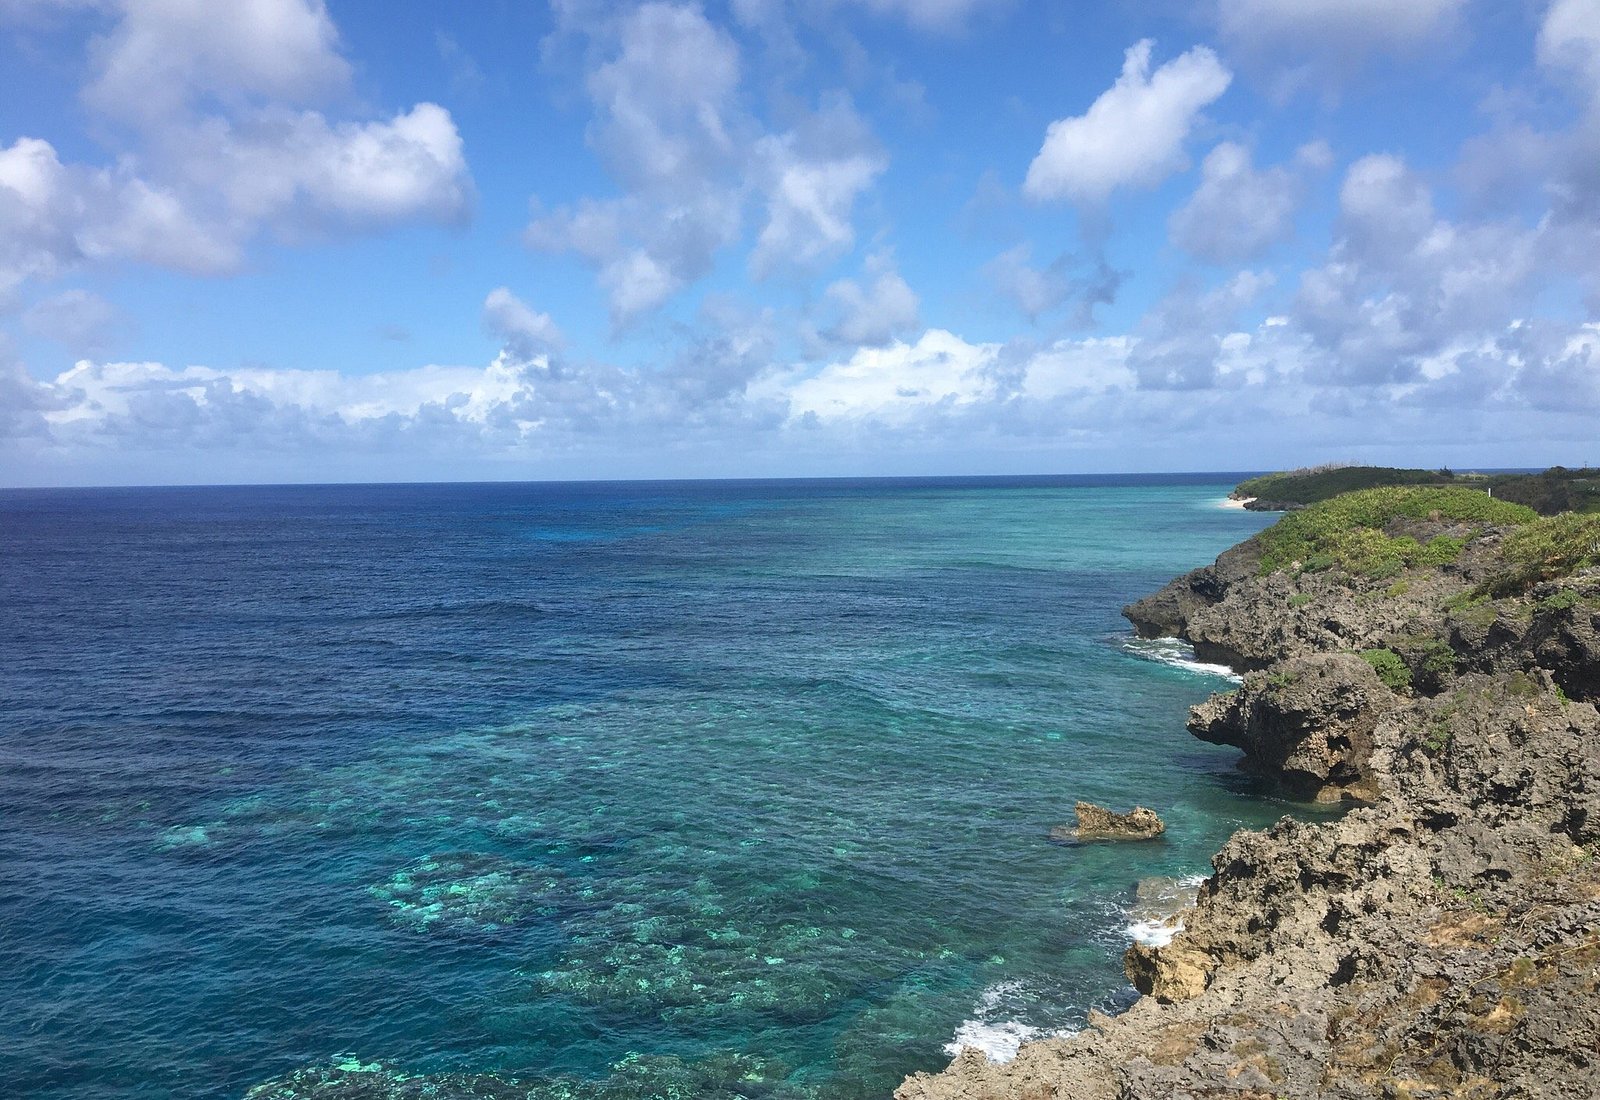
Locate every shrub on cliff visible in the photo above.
<box><xmin>1499</xmin><ymin>513</ymin><xmax>1600</xmax><ymax>587</ymax></box>
<box><xmin>1475</xmin><ymin>513</ymin><xmax>1600</xmax><ymax>596</ymax></box>
<box><xmin>1257</xmin><ymin>487</ymin><xmax>1536</xmax><ymax>577</ymax></box>
<box><xmin>1360</xmin><ymin>648</ymin><xmax>1413</xmax><ymax>692</ymax></box>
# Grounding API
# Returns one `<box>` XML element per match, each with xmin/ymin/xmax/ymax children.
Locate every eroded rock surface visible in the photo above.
<box><xmin>1063</xmin><ymin>802</ymin><xmax>1166</xmax><ymax>841</ymax></box>
<box><xmin>1187</xmin><ymin>653</ymin><xmax>1392</xmax><ymax>802</ymax></box>
<box><xmin>901</xmin><ymin>546</ymin><xmax>1600</xmax><ymax>1099</ymax></box>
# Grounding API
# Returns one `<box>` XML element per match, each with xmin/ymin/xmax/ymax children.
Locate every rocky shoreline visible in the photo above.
<box><xmin>897</xmin><ymin>502</ymin><xmax>1600</xmax><ymax>1098</ymax></box>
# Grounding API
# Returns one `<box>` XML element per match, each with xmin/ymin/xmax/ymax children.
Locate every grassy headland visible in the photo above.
<box><xmin>1233</xmin><ymin>464</ymin><xmax>1600</xmax><ymax>515</ymax></box>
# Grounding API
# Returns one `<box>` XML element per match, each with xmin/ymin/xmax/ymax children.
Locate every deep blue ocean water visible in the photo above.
<box><xmin>0</xmin><ymin>476</ymin><xmax>1283</xmax><ymax>1099</ymax></box>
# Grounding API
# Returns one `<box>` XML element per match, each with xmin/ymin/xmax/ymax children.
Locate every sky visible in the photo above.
<box><xmin>2</xmin><ymin>0</ymin><xmax>1600</xmax><ymax>486</ymax></box>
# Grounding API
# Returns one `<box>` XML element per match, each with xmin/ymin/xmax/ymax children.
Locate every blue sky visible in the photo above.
<box><xmin>3</xmin><ymin>0</ymin><xmax>1599</xmax><ymax>485</ymax></box>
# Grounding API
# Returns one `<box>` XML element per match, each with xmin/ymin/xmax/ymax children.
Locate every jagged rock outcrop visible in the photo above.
<box><xmin>900</xmin><ymin>531</ymin><xmax>1600</xmax><ymax>1100</ymax></box>
<box><xmin>1123</xmin><ymin>538</ymin><xmax>1264</xmax><ymax>644</ymax></box>
<box><xmin>1526</xmin><ymin>580</ymin><xmax>1600</xmax><ymax>702</ymax></box>
<box><xmin>1060</xmin><ymin>802</ymin><xmax>1166</xmax><ymax>841</ymax></box>
<box><xmin>1187</xmin><ymin>653</ymin><xmax>1393</xmax><ymax>802</ymax></box>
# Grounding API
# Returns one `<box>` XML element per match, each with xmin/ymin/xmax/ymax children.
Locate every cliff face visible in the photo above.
<box><xmin>899</xmin><ymin>529</ymin><xmax>1600</xmax><ymax>1100</ymax></box>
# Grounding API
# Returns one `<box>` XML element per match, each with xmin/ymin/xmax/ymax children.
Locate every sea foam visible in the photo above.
<box><xmin>943</xmin><ymin>981</ymin><xmax>1075</xmax><ymax>1063</ymax></box>
<box><xmin>1120</xmin><ymin>636</ymin><xmax>1241</xmax><ymax>681</ymax></box>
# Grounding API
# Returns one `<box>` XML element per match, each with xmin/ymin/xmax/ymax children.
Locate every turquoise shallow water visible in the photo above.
<box><xmin>0</xmin><ymin>476</ymin><xmax>1280</xmax><ymax>1099</ymax></box>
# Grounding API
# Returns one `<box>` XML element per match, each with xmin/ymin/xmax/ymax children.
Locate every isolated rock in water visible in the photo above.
<box><xmin>1067</xmin><ymin>801</ymin><xmax>1166</xmax><ymax>841</ymax></box>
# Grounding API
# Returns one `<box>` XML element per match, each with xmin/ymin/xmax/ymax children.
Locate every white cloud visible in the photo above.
<box><xmin>83</xmin><ymin>0</ymin><xmax>350</xmax><ymax>126</ymax></box>
<box><xmin>750</xmin><ymin>97</ymin><xmax>886</xmax><ymax>277</ymax></box>
<box><xmin>582</xmin><ymin>2</ymin><xmax>743</xmax><ymax>189</ymax></box>
<box><xmin>1127</xmin><ymin>271</ymin><xmax>1275</xmax><ymax>390</ymax></box>
<box><xmin>529</xmin><ymin>3</ymin><xmax>748</xmax><ymax>322</ymax></box>
<box><xmin>1023</xmin><ymin>40</ymin><xmax>1231</xmax><ymax>204</ymax></box>
<box><xmin>1216</xmin><ymin>0</ymin><xmax>1465</xmax><ymax>88</ymax></box>
<box><xmin>782</xmin><ymin>329</ymin><xmax>1001</xmax><ymax>422</ymax></box>
<box><xmin>1538</xmin><ymin>0</ymin><xmax>1600</xmax><ymax>110</ymax></box>
<box><xmin>533</xmin><ymin>6</ymin><xmax>888</xmax><ymax>319</ymax></box>
<box><xmin>817</xmin><ymin>254</ymin><xmax>920</xmax><ymax>347</ymax></box>
<box><xmin>1287</xmin><ymin>154</ymin><xmax>1543</xmax><ymax>386</ymax></box>
<box><xmin>483</xmin><ymin>287</ymin><xmax>564</xmax><ymax>357</ymax></box>
<box><xmin>0</xmin><ymin>137</ymin><xmax>81</xmax><ymax>297</ymax></box>
<box><xmin>1169</xmin><ymin>141</ymin><xmax>1330</xmax><ymax>263</ymax></box>
<box><xmin>0</xmin><ymin>0</ymin><xmax>472</xmax><ymax>296</ymax></box>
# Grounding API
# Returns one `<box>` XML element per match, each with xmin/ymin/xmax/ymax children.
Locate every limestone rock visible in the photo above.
<box><xmin>1064</xmin><ymin>802</ymin><xmax>1166</xmax><ymax>841</ymax></box>
<box><xmin>1124</xmin><ymin>938</ymin><xmax>1214</xmax><ymax>1003</ymax></box>
<box><xmin>902</xmin><ymin>515</ymin><xmax>1600</xmax><ymax>1100</ymax></box>
<box><xmin>1187</xmin><ymin>652</ymin><xmax>1392</xmax><ymax>802</ymax></box>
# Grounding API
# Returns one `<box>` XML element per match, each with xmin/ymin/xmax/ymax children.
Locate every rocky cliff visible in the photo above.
<box><xmin>898</xmin><ymin>500</ymin><xmax>1600</xmax><ymax>1099</ymax></box>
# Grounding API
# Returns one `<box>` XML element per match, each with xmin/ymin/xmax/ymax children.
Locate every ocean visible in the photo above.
<box><xmin>0</xmin><ymin>476</ymin><xmax>1285</xmax><ymax>1099</ymax></box>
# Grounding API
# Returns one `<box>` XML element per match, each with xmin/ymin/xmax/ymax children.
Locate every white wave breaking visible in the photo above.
<box><xmin>1126</xmin><ymin>916</ymin><xmax>1185</xmax><ymax>948</ymax></box>
<box><xmin>1120</xmin><ymin>636</ymin><xmax>1241</xmax><ymax>681</ymax></box>
<box><xmin>943</xmin><ymin>981</ymin><xmax>1076</xmax><ymax>1063</ymax></box>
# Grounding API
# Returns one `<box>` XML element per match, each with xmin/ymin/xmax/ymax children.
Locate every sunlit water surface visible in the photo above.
<box><xmin>1</xmin><ymin>476</ymin><xmax>1280</xmax><ymax>1099</ymax></box>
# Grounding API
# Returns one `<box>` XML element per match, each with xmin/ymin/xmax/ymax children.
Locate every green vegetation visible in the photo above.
<box><xmin>1421</xmin><ymin>718</ymin><xmax>1454</xmax><ymax>755</ymax></box>
<box><xmin>1235</xmin><ymin>464</ymin><xmax>1600</xmax><ymax>515</ymax></box>
<box><xmin>1539</xmin><ymin>588</ymin><xmax>1584</xmax><ymax>613</ymax></box>
<box><xmin>1288</xmin><ymin>592</ymin><xmax>1314</xmax><ymax>609</ymax></box>
<box><xmin>1360</xmin><ymin>648</ymin><xmax>1413</xmax><ymax>692</ymax></box>
<box><xmin>1256</xmin><ymin>486</ymin><xmax>1535</xmax><ymax>577</ymax></box>
<box><xmin>1482</xmin><ymin>466</ymin><xmax>1600</xmax><ymax>515</ymax></box>
<box><xmin>1235</xmin><ymin>464</ymin><xmax>1442</xmax><ymax>505</ymax></box>
<box><xmin>1385</xmin><ymin>635</ymin><xmax>1459</xmax><ymax>690</ymax></box>
<box><xmin>1505</xmin><ymin>671</ymin><xmax>1541</xmax><ymax>698</ymax></box>
<box><xmin>1417</xmin><ymin>535</ymin><xmax>1467</xmax><ymax>566</ymax></box>
<box><xmin>1504</xmin><ymin>512</ymin><xmax>1600</xmax><ymax>582</ymax></box>
<box><xmin>1418</xmin><ymin>640</ymin><xmax>1459</xmax><ymax>680</ymax></box>
<box><xmin>1471</xmin><ymin>512</ymin><xmax>1600</xmax><ymax>597</ymax></box>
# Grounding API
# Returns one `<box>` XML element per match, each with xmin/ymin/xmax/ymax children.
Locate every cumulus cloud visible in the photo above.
<box><xmin>0</xmin><ymin>0</ymin><xmax>472</xmax><ymax>296</ymax></box>
<box><xmin>82</xmin><ymin>0</ymin><xmax>350</xmax><ymax>125</ymax></box>
<box><xmin>1539</xmin><ymin>0</ymin><xmax>1600</xmax><ymax>110</ymax></box>
<box><xmin>1509</xmin><ymin>320</ymin><xmax>1600</xmax><ymax>412</ymax></box>
<box><xmin>532</xmin><ymin>4</ymin><xmax>888</xmax><ymax>321</ymax></box>
<box><xmin>1127</xmin><ymin>271</ymin><xmax>1276</xmax><ymax>390</ymax></box>
<box><xmin>1169</xmin><ymin>141</ymin><xmax>1331</xmax><ymax>264</ymax></box>
<box><xmin>815</xmin><ymin>254</ymin><xmax>920</xmax><ymax>347</ymax></box>
<box><xmin>0</xmin><ymin>342</ymin><xmax>62</xmax><ymax>441</ymax></box>
<box><xmin>482</xmin><ymin>287</ymin><xmax>564</xmax><ymax>358</ymax></box>
<box><xmin>751</xmin><ymin>97</ymin><xmax>886</xmax><ymax>277</ymax></box>
<box><xmin>1023</xmin><ymin>40</ymin><xmax>1231</xmax><ymax>204</ymax></box>
<box><xmin>1277</xmin><ymin>154</ymin><xmax>1546</xmax><ymax>388</ymax></box>
<box><xmin>529</xmin><ymin>3</ymin><xmax>748</xmax><ymax>322</ymax></box>
<box><xmin>1216</xmin><ymin>0</ymin><xmax>1466</xmax><ymax>90</ymax></box>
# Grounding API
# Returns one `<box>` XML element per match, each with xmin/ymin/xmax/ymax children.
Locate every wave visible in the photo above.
<box><xmin>1123</xmin><ymin>873</ymin><xmax>1207</xmax><ymax>949</ymax></box>
<box><xmin>942</xmin><ymin>980</ymin><xmax>1076</xmax><ymax>1063</ymax></box>
<box><xmin>1126</xmin><ymin>916</ymin><xmax>1185</xmax><ymax>948</ymax></box>
<box><xmin>1119</xmin><ymin>636</ymin><xmax>1240</xmax><ymax>681</ymax></box>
